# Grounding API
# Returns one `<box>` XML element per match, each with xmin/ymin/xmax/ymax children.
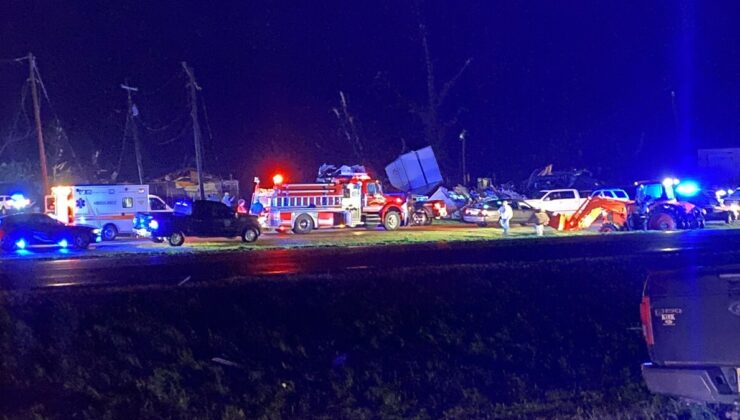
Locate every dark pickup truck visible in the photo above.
<box><xmin>641</xmin><ymin>266</ymin><xmax>740</xmax><ymax>406</ymax></box>
<box><xmin>134</xmin><ymin>200</ymin><xmax>261</xmax><ymax>246</ymax></box>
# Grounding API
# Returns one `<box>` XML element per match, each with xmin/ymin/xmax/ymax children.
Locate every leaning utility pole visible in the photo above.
<box><xmin>181</xmin><ymin>61</ymin><xmax>205</xmax><ymax>200</ymax></box>
<box><xmin>459</xmin><ymin>129</ymin><xmax>467</xmax><ymax>185</ymax></box>
<box><xmin>121</xmin><ymin>83</ymin><xmax>144</xmax><ymax>185</ymax></box>
<box><xmin>28</xmin><ymin>53</ymin><xmax>49</xmax><ymax>195</ymax></box>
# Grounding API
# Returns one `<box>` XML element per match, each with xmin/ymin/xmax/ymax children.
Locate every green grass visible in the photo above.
<box><xmin>0</xmin><ymin>254</ymin><xmax>730</xmax><ymax>419</ymax></box>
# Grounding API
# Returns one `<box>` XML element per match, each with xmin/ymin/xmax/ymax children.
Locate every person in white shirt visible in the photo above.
<box><xmin>498</xmin><ymin>200</ymin><xmax>513</xmax><ymax>236</ymax></box>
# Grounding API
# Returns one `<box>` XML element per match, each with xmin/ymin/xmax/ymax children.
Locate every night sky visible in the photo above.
<box><xmin>2</xmin><ymin>1</ymin><xmax>740</xmax><ymax>190</ymax></box>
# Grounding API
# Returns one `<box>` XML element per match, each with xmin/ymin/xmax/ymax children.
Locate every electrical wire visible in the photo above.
<box><xmin>0</xmin><ymin>56</ymin><xmax>28</xmax><ymax>64</ymax></box>
<box><xmin>140</xmin><ymin>71</ymin><xmax>185</xmax><ymax>97</ymax></box>
<box><xmin>0</xmin><ymin>82</ymin><xmax>33</xmax><ymax>157</ymax></box>
<box><xmin>139</xmin><ymin>110</ymin><xmax>189</xmax><ymax>133</ymax></box>
<box><xmin>158</xmin><ymin>120</ymin><xmax>192</xmax><ymax>145</ymax></box>
<box><xmin>33</xmin><ymin>61</ymin><xmax>86</xmax><ymax>173</ymax></box>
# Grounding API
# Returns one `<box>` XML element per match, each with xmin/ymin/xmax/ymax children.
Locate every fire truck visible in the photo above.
<box><xmin>251</xmin><ymin>166</ymin><xmax>408</xmax><ymax>234</ymax></box>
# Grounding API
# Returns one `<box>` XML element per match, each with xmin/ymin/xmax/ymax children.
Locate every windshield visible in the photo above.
<box><xmin>367</xmin><ymin>182</ymin><xmax>383</xmax><ymax>196</ymax></box>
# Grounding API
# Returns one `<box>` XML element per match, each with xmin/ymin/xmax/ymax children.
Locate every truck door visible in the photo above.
<box><xmin>191</xmin><ymin>202</ymin><xmax>214</xmax><ymax>235</ymax></box>
<box><xmin>215</xmin><ymin>203</ymin><xmax>239</xmax><ymax>236</ymax></box>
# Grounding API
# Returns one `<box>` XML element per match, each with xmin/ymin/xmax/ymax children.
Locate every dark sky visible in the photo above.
<box><xmin>2</xmin><ymin>1</ymin><xmax>740</xmax><ymax>188</ymax></box>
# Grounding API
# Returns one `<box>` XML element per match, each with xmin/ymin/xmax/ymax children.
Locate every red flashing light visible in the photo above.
<box><xmin>395</xmin><ymin>197</ymin><xmax>402</xmax><ymax>204</ymax></box>
<box><xmin>273</xmin><ymin>174</ymin><xmax>284</xmax><ymax>185</ymax></box>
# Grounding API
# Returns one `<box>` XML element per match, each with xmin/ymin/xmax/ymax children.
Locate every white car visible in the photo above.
<box><xmin>462</xmin><ymin>198</ymin><xmax>536</xmax><ymax>227</ymax></box>
<box><xmin>524</xmin><ymin>189</ymin><xmax>586</xmax><ymax>215</ymax></box>
<box><xmin>0</xmin><ymin>194</ymin><xmax>31</xmax><ymax>214</ymax></box>
<box><xmin>589</xmin><ymin>188</ymin><xmax>630</xmax><ymax>201</ymax></box>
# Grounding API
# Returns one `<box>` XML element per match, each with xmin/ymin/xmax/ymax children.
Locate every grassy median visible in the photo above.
<box><xmin>1</xmin><ymin>252</ymin><xmax>733</xmax><ymax>419</ymax></box>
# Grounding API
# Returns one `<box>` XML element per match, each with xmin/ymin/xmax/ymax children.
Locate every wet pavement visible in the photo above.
<box><xmin>0</xmin><ymin>222</ymin><xmax>738</xmax><ymax>291</ymax></box>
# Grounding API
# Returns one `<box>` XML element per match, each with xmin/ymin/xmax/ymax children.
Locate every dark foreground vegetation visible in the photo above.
<box><xmin>1</xmin><ymin>252</ymin><xmax>734</xmax><ymax>419</ymax></box>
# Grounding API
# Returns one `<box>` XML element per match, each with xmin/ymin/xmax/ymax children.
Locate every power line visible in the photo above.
<box><xmin>0</xmin><ymin>82</ymin><xmax>33</xmax><ymax>157</ymax></box>
<box><xmin>139</xmin><ymin>109</ymin><xmax>189</xmax><ymax>133</ymax></box>
<box><xmin>157</xmin><ymin>120</ymin><xmax>192</xmax><ymax>145</ymax></box>
<box><xmin>140</xmin><ymin>71</ymin><xmax>185</xmax><ymax>97</ymax></box>
<box><xmin>32</xmin><ymin>59</ymin><xmax>85</xmax><ymax>176</ymax></box>
<box><xmin>0</xmin><ymin>56</ymin><xmax>28</xmax><ymax>64</ymax></box>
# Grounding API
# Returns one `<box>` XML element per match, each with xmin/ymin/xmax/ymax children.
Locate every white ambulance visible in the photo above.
<box><xmin>46</xmin><ymin>184</ymin><xmax>171</xmax><ymax>240</ymax></box>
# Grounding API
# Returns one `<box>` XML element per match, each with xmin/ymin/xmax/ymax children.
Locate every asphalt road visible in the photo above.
<box><xmin>0</xmin><ymin>222</ymin><xmax>738</xmax><ymax>291</ymax></box>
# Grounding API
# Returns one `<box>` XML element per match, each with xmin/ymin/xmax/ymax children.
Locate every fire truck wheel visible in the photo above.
<box><xmin>383</xmin><ymin>211</ymin><xmax>401</xmax><ymax>231</ymax></box>
<box><xmin>293</xmin><ymin>214</ymin><xmax>314</xmax><ymax>234</ymax></box>
<box><xmin>242</xmin><ymin>227</ymin><xmax>259</xmax><ymax>243</ymax></box>
<box><xmin>102</xmin><ymin>224</ymin><xmax>118</xmax><ymax>241</ymax></box>
<box><xmin>168</xmin><ymin>231</ymin><xmax>185</xmax><ymax>247</ymax></box>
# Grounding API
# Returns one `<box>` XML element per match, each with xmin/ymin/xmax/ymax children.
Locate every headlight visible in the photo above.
<box><xmin>148</xmin><ymin>219</ymin><xmax>159</xmax><ymax>230</ymax></box>
<box><xmin>92</xmin><ymin>228</ymin><xmax>101</xmax><ymax>234</ymax></box>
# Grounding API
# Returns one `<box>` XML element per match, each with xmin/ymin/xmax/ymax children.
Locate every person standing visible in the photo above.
<box><xmin>498</xmin><ymin>200</ymin><xmax>513</xmax><ymax>236</ymax></box>
<box><xmin>533</xmin><ymin>208</ymin><xmax>549</xmax><ymax>236</ymax></box>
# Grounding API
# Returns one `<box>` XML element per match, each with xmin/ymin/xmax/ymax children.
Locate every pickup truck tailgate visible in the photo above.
<box><xmin>646</xmin><ymin>268</ymin><xmax>740</xmax><ymax>366</ymax></box>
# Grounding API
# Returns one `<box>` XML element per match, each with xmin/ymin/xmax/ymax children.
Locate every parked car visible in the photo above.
<box><xmin>462</xmin><ymin>198</ymin><xmax>536</xmax><ymax>227</ymax></box>
<box><xmin>0</xmin><ymin>213</ymin><xmax>100</xmax><ymax>251</ymax></box>
<box><xmin>679</xmin><ymin>191</ymin><xmax>736</xmax><ymax>224</ymax></box>
<box><xmin>641</xmin><ymin>266</ymin><xmax>740</xmax><ymax>407</ymax></box>
<box><xmin>723</xmin><ymin>190</ymin><xmax>740</xmax><ymax>215</ymax></box>
<box><xmin>589</xmin><ymin>188</ymin><xmax>630</xmax><ymax>201</ymax></box>
<box><xmin>134</xmin><ymin>199</ymin><xmax>261</xmax><ymax>246</ymax></box>
<box><xmin>409</xmin><ymin>196</ymin><xmax>448</xmax><ymax>225</ymax></box>
<box><xmin>0</xmin><ymin>194</ymin><xmax>32</xmax><ymax>215</ymax></box>
<box><xmin>524</xmin><ymin>189</ymin><xmax>587</xmax><ymax>215</ymax></box>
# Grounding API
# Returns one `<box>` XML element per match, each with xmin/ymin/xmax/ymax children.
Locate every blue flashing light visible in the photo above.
<box><xmin>148</xmin><ymin>219</ymin><xmax>159</xmax><ymax>230</ymax></box>
<box><xmin>15</xmin><ymin>239</ymin><xmax>27</xmax><ymax>250</ymax></box>
<box><xmin>58</xmin><ymin>239</ymin><xmax>68</xmax><ymax>248</ymax></box>
<box><xmin>675</xmin><ymin>181</ymin><xmax>700</xmax><ymax>197</ymax></box>
<box><xmin>95</xmin><ymin>235</ymin><xmax>102</xmax><ymax>243</ymax></box>
<box><xmin>9</xmin><ymin>193</ymin><xmax>30</xmax><ymax>209</ymax></box>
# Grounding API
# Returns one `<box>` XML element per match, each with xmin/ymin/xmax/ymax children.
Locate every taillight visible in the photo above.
<box><xmin>640</xmin><ymin>296</ymin><xmax>654</xmax><ymax>346</ymax></box>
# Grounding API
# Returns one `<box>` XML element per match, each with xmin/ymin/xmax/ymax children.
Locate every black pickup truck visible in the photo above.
<box><xmin>641</xmin><ymin>266</ymin><xmax>740</xmax><ymax>406</ymax></box>
<box><xmin>134</xmin><ymin>200</ymin><xmax>261</xmax><ymax>246</ymax></box>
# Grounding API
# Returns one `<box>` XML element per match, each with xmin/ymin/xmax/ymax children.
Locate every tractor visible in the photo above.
<box><xmin>550</xmin><ymin>178</ymin><xmax>704</xmax><ymax>233</ymax></box>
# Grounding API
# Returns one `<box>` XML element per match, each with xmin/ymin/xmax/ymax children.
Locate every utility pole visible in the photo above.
<box><xmin>182</xmin><ymin>61</ymin><xmax>205</xmax><ymax>200</ymax></box>
<box><xmin>121</xmin><ymin>83</ymin><xmax>144</xmax><ymax>185</ymax></box>
<box><xmin>28</xmin><ymin>53</ymin><xmax>49</xmax><ymax>195</ymax></box>
<box><xmin>459</xmin><ymin>129</ymin><xmax>467</xmax><ymax>186</ymax></box>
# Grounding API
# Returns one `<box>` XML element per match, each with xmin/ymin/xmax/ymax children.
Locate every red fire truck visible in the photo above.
<box><xmin>251</xmin><ymin>168</ymin><xmax>408</xmax><ymax>234</ymax></box>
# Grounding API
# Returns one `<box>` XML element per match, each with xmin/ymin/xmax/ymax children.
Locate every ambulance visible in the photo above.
<box><xmin>46</xmin><ymin>184</ymin><xmax>171</xmax><ymax>240</ymax></box>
